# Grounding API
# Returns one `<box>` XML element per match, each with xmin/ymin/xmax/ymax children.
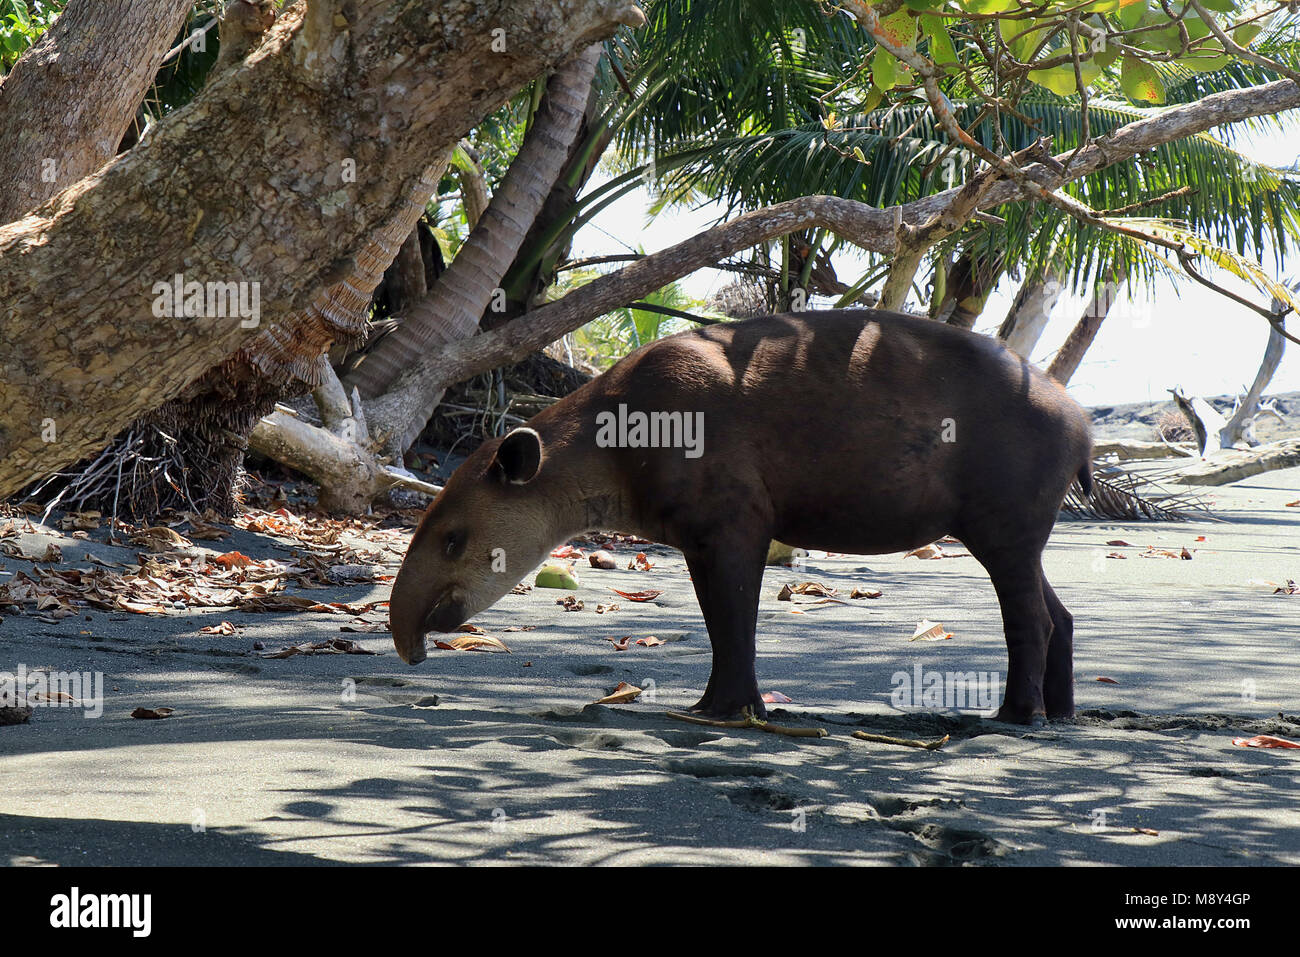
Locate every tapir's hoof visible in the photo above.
<box><xmin>689</xmin><ymin>694</ymin><xmax>767</xmax><ymax>721</ymax></box>
<box><xmin>994</xmin><ymin>704</ymin><xmax>1046</xmax><ymax>726</ymax></box>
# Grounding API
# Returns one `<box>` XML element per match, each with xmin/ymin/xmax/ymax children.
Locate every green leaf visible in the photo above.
<box><xmin>921</xmin><ymin>15</ymin><xmax>959</xmax><ymax>65</ymax></box>
<box><xmin>1001</xmin><ymin>18</ymin><xmax>1049</xmax><ymax>63</ymax></box>
<box><xmin>1094</xmin><ymin>43</ymin><xmax>1121</xmax><ymax>69</ymax></box>
<box><xmin>876</xmin><ymin>8</ymin><xmax>918</xmax><ymax>50</ymax></box>
<box><xmin>960</xmin><ymin>0</ymin><xmax>1018</xmax><ymax>14</ymax></box>
<box><xmin>1028</xmin><ymin>57</ymin><xmax>1103</xmax><ymax>96</ymax></box>
<box><xmin>872</xmin><ymin>46</ymin><xmax>902</xmax><ymax>90</ymax></box>
<box><xmin>1121</xmin><ymin>54</ymin><xmax>1166</xmax><ymax>103</ymax></box>
<box><xmin>1117</xmin><ymin>0</ymin><xmax>1148</xmax><ymax>30</ymax></box>
<box><xmin>904</xmin><ymin>0</ymin><xmax>943</xmax><ymax>10</ymax></box>
<box><xmin>1197</xmin><ymin>0</ymin><xmax>1236</xmax><ymax>11</ymax></box>
<box><xmin>1178</xmin><ymin>39</ymin><xmax>1232</xmax><ymax>73</ymax></box>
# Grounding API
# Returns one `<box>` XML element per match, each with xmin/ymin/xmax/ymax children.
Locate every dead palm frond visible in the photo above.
<box><xmin>1062</xmin><ymin>463</ymin><xmax>1213</xmax><ymax>521</ymax></box>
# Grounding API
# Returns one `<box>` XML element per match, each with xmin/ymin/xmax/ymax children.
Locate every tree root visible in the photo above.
<box><xmin>666</xmin><ymin>710</ymin><xmax>828</xmax><ymax>738</ymax></box>
<box><xmin>851</xmin><ymin>731</ymin><xmax>950</xmax><ymax>751</ymax></box>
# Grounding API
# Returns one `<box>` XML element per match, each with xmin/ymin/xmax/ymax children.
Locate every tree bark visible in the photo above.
<box><xmin>1046</xmin><ymin>268</ymin><xmax>1128</xmax><ymax>384</ymax></box>
<box><xmin>0</xmin><ymin>0</ymin><xmax>195</xmax><ymax>223</ymax></box>
<box><xmin>1218</xmin><ymin>284</ymin><xmax>1295</xmax><ymax>448</ymax></box>
<box><xmin>0</xmin><ymin>0</ymin><xmax>644</xmax><ymax>500</ymax></box>
<box><xmin>937</xmin><ymin>248</ymin><xmax>1004</xmax><ymax>328</ymax></box>
<box><xmin>998</xmin><ymin>270</ymin><xmax>1064</xmax><ymax>357</ymax></box>
<box><xmin>1219</xmin><ymin>325</ymin><xmax>1285</xmax><ymax>448</ymax></box>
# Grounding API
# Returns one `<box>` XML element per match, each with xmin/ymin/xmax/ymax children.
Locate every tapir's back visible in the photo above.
<box><xmin>542</xmin><ymin>309</ymin><xmax>1092</xmax><ymax>554</ymax></box>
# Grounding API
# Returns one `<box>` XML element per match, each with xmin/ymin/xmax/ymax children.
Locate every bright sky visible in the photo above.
<box><xmin>570</xmin><ymin>120</ymin><xmax>1300</xmax><ymax>408</ymax></box>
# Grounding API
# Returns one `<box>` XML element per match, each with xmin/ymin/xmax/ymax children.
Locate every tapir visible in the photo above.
<box><xmin>389</xmin><ymin>309</ymin><xmax>1093</xmax><ymax>724</ymax></box>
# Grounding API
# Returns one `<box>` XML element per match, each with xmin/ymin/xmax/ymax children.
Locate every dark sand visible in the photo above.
<box><xmin>3</xmin><ymin>453</ymin><xmax>1298</xmax><ymax>865</ymax></box>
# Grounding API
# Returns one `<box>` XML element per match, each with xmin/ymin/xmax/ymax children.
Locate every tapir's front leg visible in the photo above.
<box><xmin>682</xmin><ymin>535</ymin><xmax>769</xmax><ymax>720</ymax></box>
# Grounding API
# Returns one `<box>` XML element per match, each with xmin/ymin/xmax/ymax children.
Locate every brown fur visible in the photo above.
<box><xmin>389</xmin><ymin>310</ymin><xmax>1093</xmax><ymax>724</ymax></box>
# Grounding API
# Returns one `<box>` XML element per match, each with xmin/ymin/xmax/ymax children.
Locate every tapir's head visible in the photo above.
<box><xmin>389</xmin><ymin>427</ymin><xmax>552</xmax><ymax>664</ymax></box>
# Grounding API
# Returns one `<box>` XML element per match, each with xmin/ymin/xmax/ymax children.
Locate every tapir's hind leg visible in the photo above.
<box><xmin>986</xmin><ymin>564</ymin><xmax>1052</xmax><ymax>724</ymax></box>
<box><xmin>682</xmin><ymin>536</ymin><xmax>768</xmax><ymax>720</ymax></box>
<box><xmin>955</xmin><ymin>530</ymin><xmax>1054</xmax><ymax>725</ymax></box>
<box><xmin>1041</xmin><ymin>575</ymin><xmax>1075</xmax><ymax>719</ymax></box>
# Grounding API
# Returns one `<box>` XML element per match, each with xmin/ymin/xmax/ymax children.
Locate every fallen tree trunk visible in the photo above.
<box><xmin>1093</xmin><ymin>439</ymin><xmax>1197</xmax><ymax>460</ymax></box>
<box><xmin>1169</xmin><ymin>438</ymin><xmax>1300</xmax><ymax>486</ymax></box>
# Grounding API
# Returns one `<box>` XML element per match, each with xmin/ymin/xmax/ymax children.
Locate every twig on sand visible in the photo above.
<box><xmin>666</xmin><ymin>710</ymin><xmax>828</xmax><ymax>738</ymax></box>
<box><xmin>851</xmin><ymin>731</ymin><xmax>950</xmax><ymax>751</ymax></box>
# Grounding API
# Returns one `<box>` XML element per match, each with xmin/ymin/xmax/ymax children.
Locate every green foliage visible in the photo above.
<box><xmin>0</xmin><ymin>0</ymin><xmax>64</xmax><ymax>72</ymax></box>
<box><xmin>553</xmin><ymin>264</ymin><xmax>713</xmax><ymax>368</ymax></box>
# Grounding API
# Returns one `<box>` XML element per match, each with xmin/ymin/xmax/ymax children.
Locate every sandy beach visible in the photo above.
<box><xmin>2</xmin><ymin>399</ymin><xmax>1298</xmax><ymax>866</ymax></box>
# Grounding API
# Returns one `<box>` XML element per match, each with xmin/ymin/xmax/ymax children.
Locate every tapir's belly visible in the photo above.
<box><xmin>764</xmin><ymin>438</ymin><xmax>965</xmax><ymax>556</ymax></box>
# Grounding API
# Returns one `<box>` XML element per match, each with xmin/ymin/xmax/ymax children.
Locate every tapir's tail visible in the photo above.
<box><xmin>1076</xmin><ymin>461</ymin><xmax>1093</xmax><ymax>498</ymax></box>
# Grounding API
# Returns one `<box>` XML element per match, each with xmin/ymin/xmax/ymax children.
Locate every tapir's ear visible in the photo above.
<box><xmin>493</xmin><ymin>428</ymin><xmax>543</xmax><ymax>485</ymax></box>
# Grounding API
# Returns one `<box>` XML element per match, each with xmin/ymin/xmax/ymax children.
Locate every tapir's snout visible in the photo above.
<box><xmin>389</xmin><ymin>565</ymin><xmax>468</xmax><ymax>666</ymax></box>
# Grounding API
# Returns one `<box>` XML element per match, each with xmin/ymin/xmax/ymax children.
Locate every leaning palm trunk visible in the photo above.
<box><xmin>1047</xmin><ymin>266</ymin><xmax>1128</xmax><ymax>384</ymax></box>
<box><xmin>344</xmin><ymin>44</ymin><xmax>604</xmax><ymax>460</ymax></box>
<box><xmin>998</xmin><ymin>269</ymin><xmax>1065</xmax><ymax>358</ymax></box>
<box><xmin>241</xmin><ymin>46</ymin><xmax>603</xmax><ymax>510</ymax></box>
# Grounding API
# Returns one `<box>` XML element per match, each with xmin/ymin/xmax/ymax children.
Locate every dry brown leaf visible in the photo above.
<box><xmin>909</xmin><ymin>619</ymin><xmax>953</xmax><ymax>642</ymax></box>
<box><xmin>115</xmin><ymin>597</ymin><xmax>167</xmax><ymax>615</ymax></box>
<box><xmin>610</xmin><ymin>589</ymin><xmax>661</xmax><ymax>602</ymax></box>
<box><xmin>1095</xmin><ymin>676</ymin><xmax>1119</xmax><ymax>684</ymax></box>
<box><xmin>762</xmin><ymin>691</ymin><xmax>794</xmax><ymax>704</ymax></box>
<box><xmin>604</xmin><ymin>636</ymin><xmax>632</xmax><ymax>651</ymax></box>
<box><xmin>628</xmin><ymin>552</ymin><xmax>654</xmax><ymax>571</ymax></box>
<box><xmin>1232</xmin><ymin>734</ymin><xmax>1300</xmax><ymax>749</ymax></box>
<box><xmin>777</xmin><ymin>581</ymin><xmax>838</xmax><ymax>600</ymax></box>
<box><xmin>435</xmin><ymin>635</ymin><xmax>511</xmax><ymax>653</ymax></box>
<box><xmin>131</xmin><ymin>526</ymin><xmax>192</xmax><ymax>549</ymax></box>
<box><xmin>595</xmin><ymin>681</ymin><xmax>642</xmax><ymax>704</ymax></box>
<box><xmin>30</xmin><ymin>690</ymin><xmax>78</xmax><ymax>705</ymax></box>
<box><xmin>260</xmin><ymin>638</ymin><xmax>378</xmax><ymax>658</ymax></box>
<box><xmin>1141</xmin><ymin>547</ymin><xmax>1182</xmax><ymax>559</ymax></box>
<box><xmin>904</xmin><ymin>543</ymin><xmax>944</xmax><ymax>560</ymax></box>
<box><xmin>131</xmin><ymin>707</ymin><xmax>175</xmax><ymax>719</ymax></box>
<box><xmin>850</xmin><ymin>588</ymin><xmax>883</xmax><ymax>599</ymax></box>
<box><xmin>635</xmin><ymin>636</ymin><xmax>664</xmax><ymax>647</ymax></box>
<box><xmin>200</xmin><ymin>621</ymin><xmax>236</xmax><ymax>635</ymax></box>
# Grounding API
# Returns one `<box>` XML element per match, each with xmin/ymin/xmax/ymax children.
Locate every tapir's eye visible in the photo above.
<box><xmin>444</xmin><ymin>530</ymin><xmax>466</xmax><ymax>559</ymax></box>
